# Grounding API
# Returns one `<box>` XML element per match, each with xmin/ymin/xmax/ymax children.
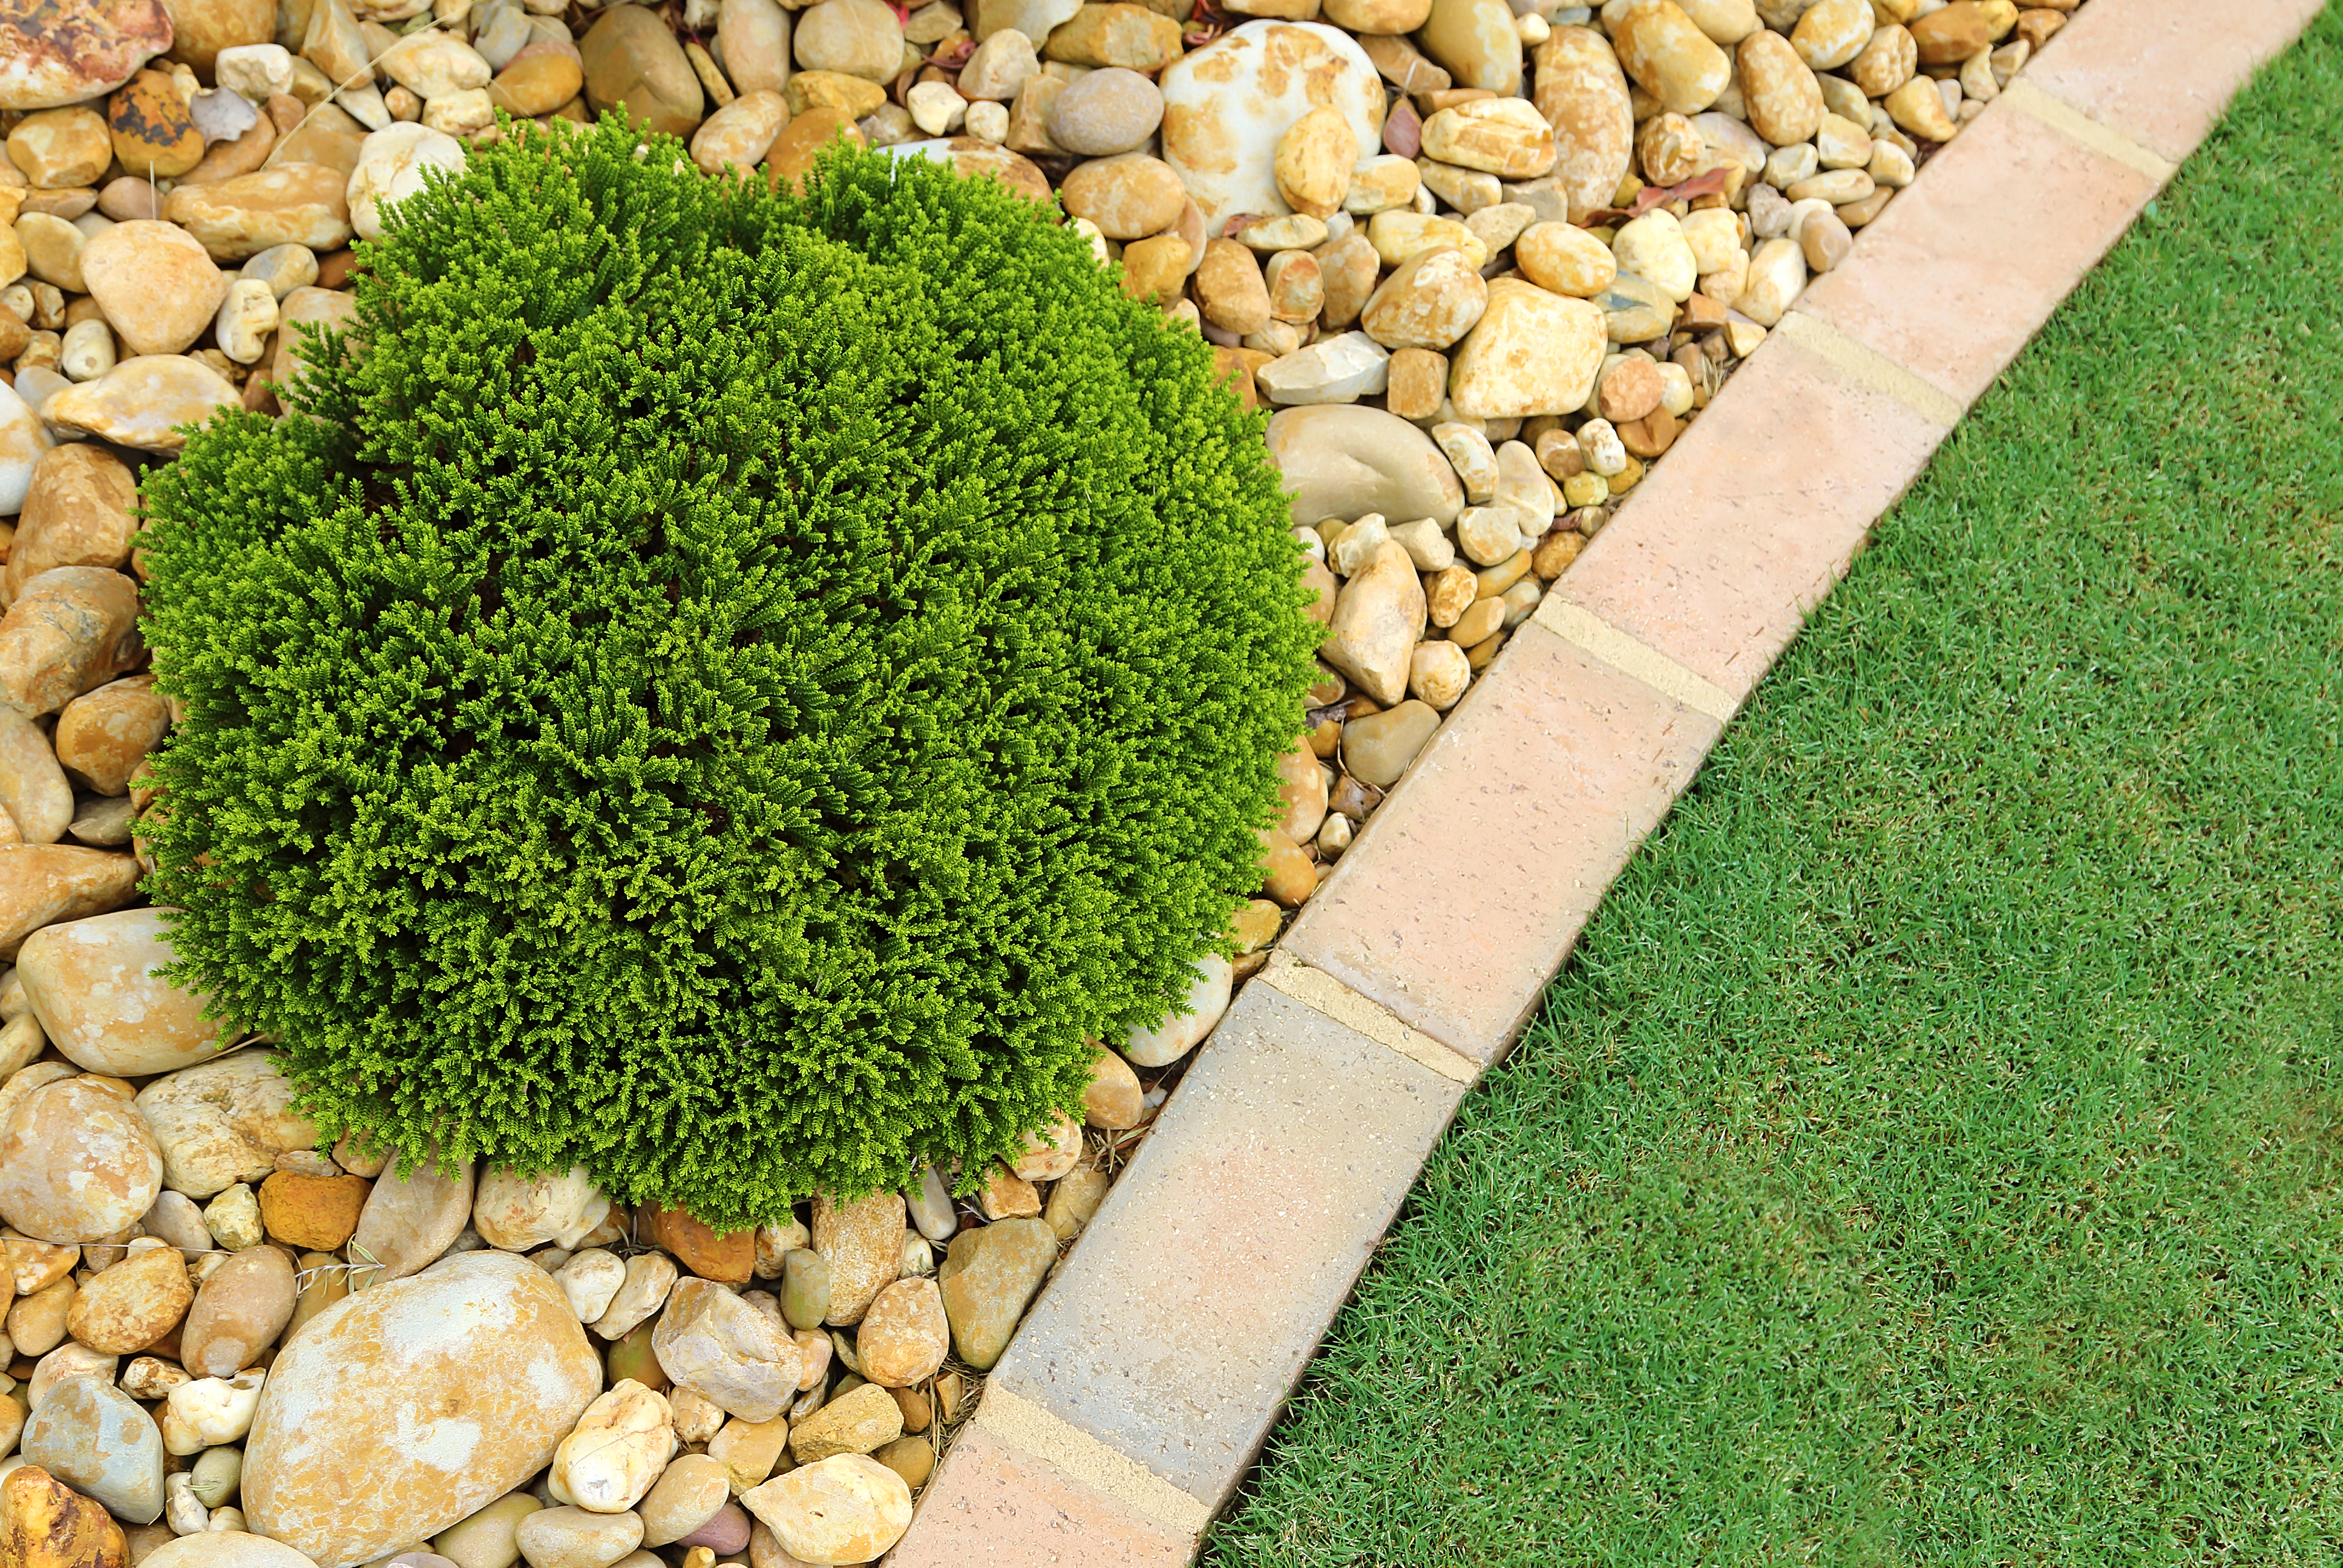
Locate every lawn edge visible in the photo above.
<box><xmin>883</xmin><ymin>3</ymin><xmax>2327</xmax><ymax>1559</ymax></box>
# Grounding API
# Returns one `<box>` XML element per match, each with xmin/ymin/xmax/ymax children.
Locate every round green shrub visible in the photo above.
<box><xmin>140</xmin><ymin>119</ymin><xmax>1319</xmax><ymax>1229</ymax></box>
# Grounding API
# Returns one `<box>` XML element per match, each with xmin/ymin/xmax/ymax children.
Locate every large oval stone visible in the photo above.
<box><xmin>243</xmin><ymin>1250</ymin><xmax>605</xmax><ymax>1568</ymax></box>
<box><xmin>18</xmin><ymin>907</ymin><xmax>228</xmax><ymax>1076</ymax></box>
<box><xmin>1532</xmin><ymin>27</ymin><xmax>1633</xmax><ymax>224</ymax></box>
<box><xmin>1262</xmin><ymin>404</ymin><xmax>1464</xmax><ymax>527</ymax></box>
<box><xmin>0</xmin><ymin>1074</ymin><xmax>163</xmax><ymax>1244</ymax></box>
<box><xmin>1159</xmin><ymin>21</ymin><xmax>1383</xmax><ymax>232</ymax></box>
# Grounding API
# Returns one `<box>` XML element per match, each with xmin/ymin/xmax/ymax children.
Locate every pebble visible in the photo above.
<box><xmin>654</xmin><ymin>1277</ymin><xmax>801</xmax><ymax>1423</ymax></box>
<box><xmin>1418</xmin><ymin>0</ymin><xmax>1521</xmax><ymax>93</ymax></box>
<box><xmin>44</xmin><ymin>355</ymin><xmax>237</xmax><ymax>451</ymax></box>
<box><xmin>160</xmin><ymin>1368</ymin><xmax>266</xmax><ymax>1454</ymax></box>
<box><xmin>180</xmin><ymin>1243</ymin><xmax>293</xmax><ymax>1374</ymax></box>
<box><xmin>516</xmin><ymin>1506</ymin><xmax>643</xmax><ymax>1568</ymax></box>
<box><xmin>592</xmin><ymin>1250</ymin><xmax>679</xmax><ymax>1341</ymax></box>
<box><xmin>471</xmin><ymin>1168</ymin><xmax>610</xmax><ymax>1256</ymax></box>
<box><xmin>1449</xmin><ymin>279</ymin><xmax>1607</xmax><ymax>418</ymax></box>
<box><xmin>65</xmin><ymin>1240</ymin><xmax>192</xmax><ymax>1353</ymax></box>
<box><xmin>1257</xmin><ymin>330</ymin><xmax>1389</xmax><ymax>407</ymax></box>
<box><xmin>1613</xmin><ymin>0</ymin><xmax>1731</xmax><ymax>113</ymax></box>
<box><xmin>1045</xmin><ymin>65</ymin><xmax>1160</xmax><ymax>154</ymax></box>
<box><xmin>854</xmin><ymin>1277</ymin><xmax>949</xmax><ymax>1389</ymax></box>
<box><xmin>133</xmin><ymin>1050</ymin><xmax>315</xmax><ymax>1200</ymax></box>
<box><xmin>1360</xmin><ymin>246</ymin><xmax>1486</xmax><ymax>350</ymax></box>
<box><xmin>347</xmin><ymin>123</ymin><xmax>468</xmax><ymax>244</ymax></box>
<box><xmin>163</xmin><ymin>163</ymin><xmax>353</xmax><ymax>261</ymax></box>
<box><xmin>1611</xmin><ymin>209</ymin><xmax>1697</xmax><ymax>301</ymax></box>
<box><xmin>935</xmin><ymin>1215</ymin><xmax>1055</xmax><ymax>1370</ymax></box>
<box><xmin>810</xmin><ymin>1189</ymin><xmax>904</xmax><ymax>1327</ymax></box>
<box><xmin>1409</xmin><ymin>641</ymin><xmax>1472</xmax><ymax>709</ymax></box>
<box><xmin>1043</xmin><ymin>1165</ymin><xmax>1109</xmax><ymax>1242</ymax></box>
<box><xmin>1122</xmin><ymin>950</ymin><xmax>1233</xmax><ymax>1067</ymax></box>
<box><xmin>1340</xmin><ymin>700</ymin><xmax>1441</xmax><ymax>788</ymax></box>
<box><xmin>436</xmin><ymin>1492</ymin><xmax>545</xmax><ymax>1568</ymax></box>
<box><xmin>792</xmin><ymin>0</ymin><xmax>902</xmax><ymax>80</ymax></box>
<box><xmin>1265</xmin><ymin>403</ymin><xmax>1463</xmax><ymax>528</ymax></box>
<box><xmin>638</xmin><ymin>1454</ymin><xmax>730</xmax><ymax>1548</ymax></box>
<box><xmin>740</xmin><ymin>1455</ymin><xmax>911</xmax><ymax>1567</ymax></box>
<box><xmin>0</xmin><ymin>1471</ymin><xmax>123</xmax><ymax>1568</ymax></box>
<box><xmin>1735</xmin><ymin>235</ymin><xmax>1806</xmax><ymax>325</ymax></box>
<box><xmin>690</xmin><ymin>90</ymin><xmax>787</xmax><ymax>174</ymax></box>
<box><xmin>257</xmin><ymin>1171</ymin><xmax>368</xmax><ymax>1250</ymax></box>
<box><xmin>1420</xmin><ymin>96</ymin><xmax>1555</xmax><ymax>178</ymax></box>
<box><xmin>237</xmin><ymin>1252</ymin><xmax>601</xmax><ymax>1564</ymax></box>
<box><xmin>580</xmin><ymin>5</ymin><xmax>704</xmax><ymax>137</ymax></box>
<box><xmin>21</xmin><ymin>1374</ymin><xmax>166</xmax><ymax>1522</ymax></box>
<box><xmin>1058</xmin><ymin>152</ymin><xmax>1184</xmax><ymax>240</ymax></box>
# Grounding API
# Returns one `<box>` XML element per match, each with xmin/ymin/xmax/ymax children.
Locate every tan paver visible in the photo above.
<box><xmin>985</xmin><ymin>979</ymin><xmax>1468</xmax><ymax>1508</ymax></box>
<box><xmin>1539</xmin><ymin>324</ymin><xmax>1954</xmax><ymax>703</ymax></box>
<box><xmin>2024</xmin><ymin>0</ymin><xmax>2327</xmax><ymax>164</ymax></box>
<box><xmin>1795</xmin><ymin>100</ymin><xmax>2163</xmax><ymax>409</ymax></box>
<box><xmin>1282</xmin><ymin>621</ymin><xmax>1724</xmax><ymax>1063</ymax></box>
<box><xmin>884</xmin><ymin>1419</ymin><xmax>1199</xmax><ymax>1566</ymax></box>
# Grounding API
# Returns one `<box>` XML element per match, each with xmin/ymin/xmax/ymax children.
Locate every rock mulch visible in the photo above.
<box><xmin>0</xmin><ymin>0</ymin><xmax>2089</xmax><ymax>1558</ymax></box>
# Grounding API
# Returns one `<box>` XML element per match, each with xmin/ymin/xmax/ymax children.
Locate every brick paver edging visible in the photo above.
<box><xmin>887</xmin><ymin>3</ymin><xmax>2327</xmax><ymax>1558</ymax></box>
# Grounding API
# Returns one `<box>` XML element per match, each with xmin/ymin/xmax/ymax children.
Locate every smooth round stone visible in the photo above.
<box><xmin>244</xmin><ymin>1253</ymin><xmax>604</xmax><ymax>1567</ymax></box>
<box><xmin>44</xmin><ymin>355</ymin><xmax>237</xmax><ymax>451</ymax></box>
<box><xmin>1159</xmin><ymin>22</ymin><xmax>1383</xmax><ymax>232</ymax></box>
<box><xmin>1263</xmin><ymin>403</ymin><xmax>1464</xmax><ymax>526</ymax></box>
<box><xmin>1592</xmin><ymin>272</ymin><xmax>1675</xmax><ymax>343</ymax></box>
<box><xmin>1531</xmin><ymin>26</ymin><xmax>1633</xmax><ymax>223</ymax></box>
<box><xmin>677</xmin><ymin>1501</ymin><xmax>748</xmax><ymax>1553</ymax></box>
<box><xmin>653</xmin><ymin>1277</ymin><xmax>800</xmax><ymax>1424</ymax></box>
<box><xmin>1448</xmin><ymin>279</ymin><xmax>1607</xmax><ymax>418</ymax></box>
<box><xmin>347</xmin><ymin>123</ymin><xmax>468</xmax><ymax>243</ymax></box>
<box><xmin>0</xmin><ymin>1074</ymin><xmax>163</xmax><ymax>1243</ymax></box>
<box><xmin>934</xmin><ymin>1217</ymin><xmax>1055</xmax><ymax>1371</ymax></box>
<box><xmin>637</xmin><ymin>1455</ymin><xmax>729</xmax><ymax>1549</ymax></box>
<box><xmin>1359</xmin><ymin>245</ymin><xmax>1486</xmax><ymax>351</ymax></box>
<box><xmin>8</xmin><ymin>106</ymin><xmax>111</xmax><ymax>188</ymax></box>
<box><xmin>1408</xmin><ymin>641</ymin><xmax>1471</xmax><ymax>710</ymax></box>
<box><xmin>1736</xmin><ymin>27</ymin><xmax>1822</xmax><ymax>146</ymax></box>
<box><xmin>791</xmin><ymin>0</ymin><xmax>901</xmax><ymax>80</ymax></box>
<box><xmin>1515</xmin><ymin>220</ymin><xmax>1617</xmax><ymax>297</ymax></box>
<box><xmin>1122</xmin><ymin>952</ymin><xmax>1233</xmax><ymax>1068</ymax></box>
<box><xmin>739</xmin><ymin>1456</ymin><xmax>911</xmax><ymax>1567</ymax></box>
<box><xmin>854</xmin><ymin>1277</ymin><xmax>948</xmax><ymax>1388</ymax></box>
<box><xmin>718</xmin><ymin>0</ymin><xmax>790</xmax><ymax>94</ymax></box>
<box><xmin>1417</xmin><ymin>0</ymin><xmax>1521</xmax><ymax>93</ymax></box>
<box><xmin>1044</xmin><ymin>66</ymin><xmax>1160</xmax><ymax>155</ymax></box>
<box><xmin>349</xmin><ymin>1144</ymin><xmax>476</xmax><ymax>1284</ymax></box>
<box><xmin>579</xmin><ymin>4</ymin><xmax>704</xmax><ymax>137</ymax></box>
<box><xmin>21</xmin><ymin>1374</ymin><xmax>166</xmax><ymax>1523</ymax></box>
<box><xmin>1611</xmin><ymin>209</ymin><xmax>1697</xmax><ymax>302</ymax></box>
<box><xmin>473</xmin><ymin>1166</ymin><xmax>609</xmax><ymax>1253</ymax></box>
<box><xmin>180</xmin><ymin>1243</ymin><xmax>295</xmax><ymax>1376</ymax></box>
<box><xmin>14</xmin><ymin>907</ymin><xmax>224</xmax><ymax>1076</ymax></box>
<box><xmin>516</xmin><ymin>1507</ymin><xmax>642</xmax><ymax>1568</ymax></box>
<box><xmin>1341</xmin><ymin>699</ymin><xmax>1441</xmax><ymax>788</ymax></box>
<box><xmin>163</xmin><ymin>164</ymin><xmax>355</xmax><ymax>261</ymax></box>
<box><xmin>1612</xmin><ymin>0</ymin><xmax>1731</xmax><ymax>113</ymax></box>
<box><xmin>433</xmin><ymin>1492</ymin><xmax>543</xmax><ymax>1568</ymax></box>
<box><xmin>75</xmin><ymin>217</ymin><xmax>226</xmax><ymax>354</ymax></box>
<box><xmin>551</xmin><ymin>1381</ymin><xmax>673</xmax><ymax>1514</ymax></box>
<box><xmin>489</xmin><ymin>45</ymin><xmax>587</xmax><ymax>119</ymax></box>
<box><xmin>1057</xmin><ymin>152</ymin><xmax>1184</xmax><ymax>240</ymax></box>
<box><xmin>66</xmin><ymin>1241</ymin><xmax>192</xmax><ymax>1354</ymax></box>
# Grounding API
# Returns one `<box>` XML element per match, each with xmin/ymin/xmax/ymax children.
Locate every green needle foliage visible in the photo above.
<box><xmin>140</xmin><ymin>118</ymin><xmax>1318</xmax><ymax>1229</ymax></box>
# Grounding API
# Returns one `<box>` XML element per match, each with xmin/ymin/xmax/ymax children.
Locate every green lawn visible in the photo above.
<box><xmin>1207</xmin><ymin>13</ymin><xmax>2343</xmax><ymax>1566</ymax></box>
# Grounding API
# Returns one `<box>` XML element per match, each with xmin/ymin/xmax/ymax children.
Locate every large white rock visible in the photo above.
<box><xmin>1159</xmin><ymin>22</ymin><xmax>1384</xmax><ymax>232</ymax></box>
<box><xmin>242</xmin><ymin>1251</ymin><xmax>605</xmax><ymax>1568</ymax></box>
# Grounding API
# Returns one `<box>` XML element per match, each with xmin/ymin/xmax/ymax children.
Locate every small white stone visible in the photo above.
<box><xmin>905</xmin><ymin>80</ymin><xmax>966</xmax><ymax>136</ymax></box>
<box><xmin>59</xmin><ymin>319</ymin><xmax>116</xmax><ymax>382</ymax></box>
<box><xmin>213</xmin><ymin>278</ymin><xmax>278</xmax><ymax>367</ymax></box>
<box><xmin>554</xmin><ymin>1247</ymin><xmax>627</xmax><ymax>1324</ymax></box>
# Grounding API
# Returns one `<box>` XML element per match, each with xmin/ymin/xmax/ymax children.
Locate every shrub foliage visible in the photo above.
<box><xmin>140</xmin><ymin>119</ymin><xmax>1318</xmax><ymax>1228</ymax></box>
